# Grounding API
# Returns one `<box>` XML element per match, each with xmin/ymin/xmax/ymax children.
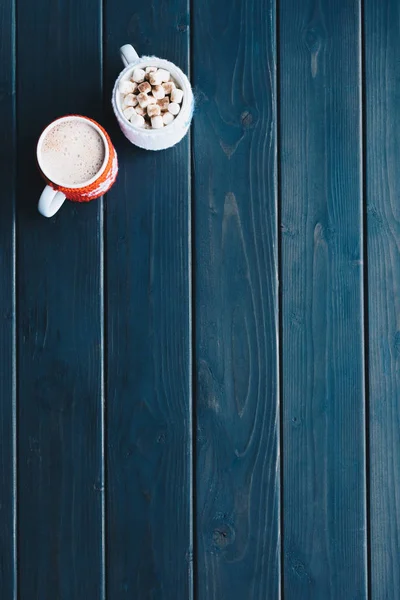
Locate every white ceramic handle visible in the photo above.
<box><xmin>120</xmin><ymin>44</ymin><xmax>139</xmax><ymax>67</ymax></box>
<box><xmin>38</xmin><ymin>185</ymin><xmax>66</xmax><ymax>218</ymax></box>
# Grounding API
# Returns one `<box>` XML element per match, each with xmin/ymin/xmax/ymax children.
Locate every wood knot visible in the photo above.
<box><xmin>289</xmin><ymin>311</ymin><xmax>304</xmax><ymax>329</ymax></box>
<box><xmin>212</xmin><ymin>522</ymin><xmax>235</xmax><ymax>550</ymax></box>
<box><xmin>302</xmin><ymin>26</ymin><xmax>322</xmax><ymax>54</ymax></box>
<box><xmin>281</xmin><ymin>223</ymin><xmax>298</xmax><ymax>238</ymax></box>
<box><xmin>314</xmin><ymin>222</ymin><xmax>334</xmax><ymax>244</ymax></box>
<box><xmin>291</xmin><ymin>558</ymin><xmax>311</xmax><ymax>582</ymax></box>
<box><xmin>367</xmin><ymin>204</ymin><xmax>384</xmax><ymax>227</ymax></box>
<box><xmin>156</xmin><ymin>431</ymin><xmax>166</xmax><ymax>444</ymax></box>
<box><xmin>286</xmin><ymin>551</ymin><xmax>312</xmax><ymax>583</ymax></box>
<box><xmin>177</xmin><ymin>16</ymin><xmax>189</xmax><ymax>32</ymax></box>
<box><xmin>240</xmin><ymin>110</ymin><xmax>253</xmax><ymax>128</ymax></box>
<box><xmin>302</xmin><ymin>26</ymin><xmax>323</xmax><ymax>77</ymax></box>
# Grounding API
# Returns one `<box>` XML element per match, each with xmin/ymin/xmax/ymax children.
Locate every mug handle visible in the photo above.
<box><xmin>120</xmin><ymin>44</ymin><xmax>139</xmax><ymax>67</ymax></box>
<box><xmin>38</xmin><ymin>185</ymin><xmax>66</xmax><ymax>218</ymax></box>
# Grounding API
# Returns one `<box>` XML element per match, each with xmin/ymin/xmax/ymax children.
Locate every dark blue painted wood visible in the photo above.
<box><xmin>16</xmin><ymin>0</ymin><xmax>105</xmax><ymax>597</ymax></box>
<box><xmin>193</xmin><ymin>0</ymin><xmax>280</xmax><ymax>597</ymax></box>
<box><xmin>365</xmin><ymin>1</ymin><xmax>400</xmax><ymax>596</ymax></box>
<box><xmin>2</xmin><ymin>0</ymin><xmax>399</xmax><ymax>596</ymax></box>
<box><xmin>0</xmin><ymin>0</ymin><xmax>16</xmax><ymax>596</ymax></box>
<box><xmin>280</xmin><ymin>1</ymin><xmax>367</xmax><ymax>597</ymax></box>
<box><xmin>104</xmin><ymin>4</ymin><xmax>193</xmax><ymax>599</ymax></box>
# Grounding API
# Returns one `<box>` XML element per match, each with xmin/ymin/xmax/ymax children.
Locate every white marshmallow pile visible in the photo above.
<box><xmin>119</xmin><ymin>67</ymin><xmax>184</xmax><ymax>130</ymax></box>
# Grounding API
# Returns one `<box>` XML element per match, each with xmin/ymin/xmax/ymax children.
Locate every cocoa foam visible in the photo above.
<box><xmin>40</xmin><ymin>121</ymin><xmax>105</xmax><ymax>186</ymax></box>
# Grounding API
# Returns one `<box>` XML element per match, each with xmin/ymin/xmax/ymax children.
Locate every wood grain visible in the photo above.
<box><xmin>365</xmin><ymin>1</ymin><xmax>400</xmax><ymax>596</ymax></box>
<box><xmin>192</xmin><ymin>0</ymin><xmax>280</xmax><ymax>597</ymax></box>
<box><xmin>0</xmin><ymin>0</ymin><xmax>16</xmax><ymax>596</ymax></box>
<box><xmin>16</xmin><ymin>0</ymin><xmax>105</xmax><ymax>597</ymax></box>
<box><xmin>104</xmin><ymin>3</ymin><xmax>193</xmax><ymax>598</ymax></box>
<box><xmin>280</xmin><ymin>1</ymin><xmax>367</xmax><ymax>597</ymax></box>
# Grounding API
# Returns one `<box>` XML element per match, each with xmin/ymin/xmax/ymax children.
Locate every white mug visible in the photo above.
<box><xmin>112</xmin><ymin>44</ymin><xmax>194</xmax><ymax>151</ymax></box>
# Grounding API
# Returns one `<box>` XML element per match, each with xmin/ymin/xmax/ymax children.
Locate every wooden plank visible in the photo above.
<box><xmin>192</xmin><ymin>0</ymin><xmax>280</xmax><ymax>597</ymax></box>
<box><xmin>16</xmin><ymin>0</ymin><xmax>104</xmax><ymax>597</ymax></box>
<box><xmin>104</xmin><ymin>4</ymin><xmax>192</xmax><ymax>599</ymax></box>
<box><xmin>0</xmin><ymin>0</ymin><xmax>16</xmax><ymax>596</ymax></box>
<box><xmin>365</xmin><ymin>1</ymin><xmax>400</xmax><ymax>596</ymax></box>
<box><xmin>280</xmin><ymin>1</ymin><xmax>367</xmax><ymax>597</ymax></box>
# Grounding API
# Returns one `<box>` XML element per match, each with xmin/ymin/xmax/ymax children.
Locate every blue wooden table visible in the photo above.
<box><xmin>0</xmin><ymin>0</ymin><xmax>398</xmax><ymax>598</ymax></box>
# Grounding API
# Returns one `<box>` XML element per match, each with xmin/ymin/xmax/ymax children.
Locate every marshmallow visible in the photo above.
<box><xmin>162</xmin><ymin>81</ymin><xmax>175</xmax><ymax>95</ymax></box>
<box><xmin>147</xmin><ymin>104</ymin><xmax>161</xmax><ymax>117</ymax></box>
<box><xmin>149</xmin><ymin>71</ymin><xmax>163</xmax><ymax>86</ymax></box>
<box><xmin>168</xmin><ymin>102</ymin><xmax>180</xmax><ymax>115</ymax></box>
<box><xmin>138</xmin><ymin>81</ymin><xmax>151</xmax><ymax>94</ymax></box>
<box><xmin>152</xmin><ymin>85</ymin><xmax>165</xmax><ymax>100</ymax></box>
<box><xmin>171</xmin><ymin>88</ymin><xmax>184</xmax><ymax>104</ymax></box>
<box><xmin>157</xmin><ymin>69</ymin><xmax>171</xmax><ymax>82</ymax></box>
<box><xmin>130</xmin><ymin>113</ymin><xmax>145</xmax><ymax>127</ymax></box>
<box><xmin>147</xmin><ymin>94</ymin><xmax>157</xmax><ymax>104</ymax></box>
<box><xmin>151</xmin><ymin>116</ymin><xmax>164</xmax><ymax>129</ymax></box>
<box><xmin>137</xmin><ymin>92</ymin><xmax>152</xmax><ymax>108</ymax></box>
<box><xmin>128</xmin><ymin>80</ymin><xmax>138</xmax><ymax>92</ymax></box>
<box><xmin>135</xmin><ymin>106</ymin><xmax>145</xmax><ymax>116</ymax></box>
<box><xmin>119</xmin><ymin>79</ymin><xmax>137</xmax><ymax>95</ymax></box>
<box><xmin>145</xmin><ymin>66</ymin><xmax>157</xmax><ymax>81</ymax></box>
<box><xmin>123</xmin><ymin>93</ymin><xmax>138</xmax><ymax>107</ymax></box>
<box><xmin>132</xmin><ymin>68</ymin><xmax>145</xmax><ymax>83</ymax></box>
<box><xmin>157</xmin><ymin>97</ymin><xmax>170</xmax><ymax>111</ymax></box>
<box><xmin>123</xmin><ymin>106</ymin><xmax>136</xmax><ymax>120</ymax></box>
<box><xmin>162</xmin><ymin>112</ymin><xmax>175</xmax><ymax>126</ymax></box>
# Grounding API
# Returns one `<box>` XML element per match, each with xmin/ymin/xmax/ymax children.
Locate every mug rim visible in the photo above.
<box><xmin>36</xmin><ymin>115</ymin><xmax>110</xmax><ymax>189</ymax></box>
<box><xmin>113</xmin><ymin>58</ymin><xmax>192</xmax><ymax>135</ymax></box>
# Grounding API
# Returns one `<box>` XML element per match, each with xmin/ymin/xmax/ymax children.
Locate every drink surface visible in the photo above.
<box><xmin>41</xmin><ymin>121</ymin><xmax>105</xmax><ymax>186</ymax></box>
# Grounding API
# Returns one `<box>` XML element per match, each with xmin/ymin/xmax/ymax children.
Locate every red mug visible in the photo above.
<box><xmin>36</xmin><ymin>115</ymin><xmax>118</xmax><ymax>217</ymax></box>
